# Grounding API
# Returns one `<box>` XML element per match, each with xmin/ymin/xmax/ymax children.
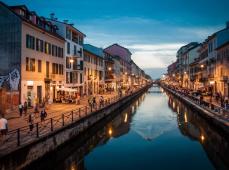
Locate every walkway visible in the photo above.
<box><xmin>6</xmin><ymin>92</ymin><xmax>117</xmax><ymax>131</ymax></box>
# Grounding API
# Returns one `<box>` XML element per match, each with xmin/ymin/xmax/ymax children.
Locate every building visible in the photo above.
<box><xmin>0</xmin><ymin>3</ymin><xmax>65</xmax><ymax>112</ymax></box>
<box><xmin>48</xmin><ymin>16</ymin><xmax>86</xmax><ymax>96</ymax></box>
<box><xmin>104</xmin><ymin>44</ymin><xmax>132</xmax><ymax>89</ymax></box>
<box><xmin>104</xmin><ymin>51</ymin><xmax>120</xmax><ymax>92</ymax></box>
<box><xmin>130</xmin><ymin>60</ymin><xmax>142</xmax><ymax>87</ymax></box>
<box><xmin>176</xmin><ymin>42</ymin><xmax>199</xmax><ymax>87</ymax></box>
<box><xmin>83</xmin><ymin>44</ymin><xmax>105</xmax><ymax>95</ymax></box>
<box><xmin>215</xmin><ymin>41</ymin><xmax>229</xmax><ymax>97</ymax></box>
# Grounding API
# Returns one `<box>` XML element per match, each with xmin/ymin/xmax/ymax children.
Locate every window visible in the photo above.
<box><xmin>79</xmin><ymin>36</ymin><xmax>83</xmax><ymax>45</ymax></box>
<box><xmin>26</xmin><ymin>57</ymin><xmax>35</xmax><ymax>72</ymax></box>
<box><xmin>72</xmin><ymin>32</ymin><xmax>78</xmax><ymax>43</ymax></box>
<box><xmin>45</xmin><ymin>42</ymin><xmax>51</xmax><ymax>54</ymax></box>
<box><xmin>79</xmin><ymin>48</ymin><xmax>82</xmax><ymax>57</ymax></box>
<box><xmin>48</xmin><ymin>43</ymin><xmax>51</xmax><ymax>55</ymax></box>
<box><xmin>67</xmin><ymin>42</ymin><xmax>70</xmax><ymax>54</ymax></box>
<box><xmin>52</xmin><ymin>45</ymin><xmax>55</xmax><ymax>56</ymax></box>
<box><xmin>52</xmin><ymin>63</ymin><xmax>63</xmax><ymax>75</ymax></box>
<box><xmin>58</xmin><ymin>47</ymin><xmax>61</xmax><ymax>57</ymax></box>
<box><xmin>70</xmin><ymin>72</ymin><xmax>73</xmax><ymax>83</ymax></box>
<box><xmin>66</xmin><ymin>57</ymin><xmax>71</xmax><ymax>69</ymax></box>
<box><xmin>26</xmin><ymin>57</ymin><xmax>29</xmax><ymax>71</ymax></box>
<box><xmin>61</xmin><ymin>48</ymin><xmax>63</xmax><ymax>58</ymax></box>
<box><xmin>74</xmin><ymin>45</ymin><xmax>77</xmax><ymax>55</ymax></box>
<box><xmin>59</xmin><ymin>64</ymin><xmax>62</xmax><ymax>75</ymax></box>
<box><xmin>38</xmin><ymin>60</ymin><xmax>42</xmax><ymax>72</ymax></box>
<box><xmin>26</xmin><ymin>34</ymin><xmax>35</xmax><ymax>49</ymax></box>
<box><xmin>30</xmin><ymin>58</ymin><xmax>35</xmax><ymax>71</ymax></box>
<box><xmin>36</xmin><ymin>38</ymin><xmax>43</xmax><ymax>52</ymax></box>
<box><xmin>80</xmin><ymin>73</ymin><xmax>83</xmax><ymax>83</ymax></box>
<box><xmin>66</xmin><ymin>72</ymin><xmax>69</xmax><ymax>84</ymax></box>
<box><xmin>66</xmin><ymin>28</ymin><xmax>71</xmax><ymax>40</ymax></box>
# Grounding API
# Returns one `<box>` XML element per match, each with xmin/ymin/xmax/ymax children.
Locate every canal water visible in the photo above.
<box><xmin>25</xmin><ymin>86</ymin><xmax>229</xmax><ymax>170</ymax></box>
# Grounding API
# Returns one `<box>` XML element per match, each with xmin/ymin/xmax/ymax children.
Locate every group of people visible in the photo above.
<box><xmin>166</xmin><ymin>84</ymin><xmax>229</xmax><ymax>111</ymax></box>
<box><xmin>18</xmin><ymin>101</ymin><xmax>48</xmax><ymax>132</ymax></box>
<box><xmin>88</xmin><ymin>96</ymin><xmax>97</xmax><ymax>111</ymax></box>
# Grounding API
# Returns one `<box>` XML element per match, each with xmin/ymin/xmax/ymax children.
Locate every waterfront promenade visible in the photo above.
<box><xmin>0</xmin><ymin>84</ymin><xmax>150</xmax><ymax>159</ymax></box>
<box><xmin>161</xmin><ymin>83</ymin><xmax>229</xmax><ymax>132</ymax></box>
<box><xmin>6</xmin><ymin>92</ymin><xmax>117</xmax><ymax>131</ymax></box>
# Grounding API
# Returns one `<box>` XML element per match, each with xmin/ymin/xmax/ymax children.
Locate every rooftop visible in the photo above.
<box><xmin>83</xmin><ymin>44</ymin><xmax>104</xmax><ymax>58</ymax></box>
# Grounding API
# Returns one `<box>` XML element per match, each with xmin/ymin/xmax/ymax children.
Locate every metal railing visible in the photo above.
<box><xmin>0</xmin><ymin>85</ymin><xmax>150</xmax><ymax>153</ymax></box>
<box><xmin>162</xmin><ymin>84</ymin><xmax>229</xmax><ymax>120</ymax></box>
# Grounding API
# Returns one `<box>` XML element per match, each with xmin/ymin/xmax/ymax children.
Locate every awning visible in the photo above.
<box><xmin>57</xmin><ymin>87</ymin><xmax>78</xmax><ymax>92</ymax></box>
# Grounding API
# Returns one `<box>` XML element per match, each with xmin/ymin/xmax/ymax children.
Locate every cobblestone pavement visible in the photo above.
<box><xmin>7</xmin><ymin>92</ymin><xmax>118</xmax><ymax>131</ymax></box>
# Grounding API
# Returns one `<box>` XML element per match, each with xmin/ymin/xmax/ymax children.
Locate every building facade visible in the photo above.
<box><xmin>48</xmin><ymin>17</ymin><xmax>85</xmax><ymax>96</ymax></box>
<box><xmin>104</xmin><ymin>44</ymin><xmax>132</xmax><ymax>89</ymax></box>
<box><xmin>83</xmin><ymin>44</ymin><xmax>105</xmax><ymax>95</ymax></box>
<box><xmin>0</xmin><ymin>3</ymin><xmax>65</xmax><ymax>110</ymax></box>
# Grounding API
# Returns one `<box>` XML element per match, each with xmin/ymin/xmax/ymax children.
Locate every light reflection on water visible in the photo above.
<box><xmin>25</xmin><ymin>86</ymin><xmax>229</xmax><ymax>170</ymax></box>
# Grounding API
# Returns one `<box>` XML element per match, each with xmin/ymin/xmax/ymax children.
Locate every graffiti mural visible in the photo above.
<box><xmin>0</xmin><ymin>69</ymin><xmax>20</xmax><ymax>91</ymax></box>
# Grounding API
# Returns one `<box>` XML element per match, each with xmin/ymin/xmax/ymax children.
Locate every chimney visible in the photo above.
<box><xmin>63</xmin><ymin>20</ymin><xmax>68</xmax><ymax>24</ymax></box>
<box><xmin>50</xmin><ymin>13</ymin><xmax>55</xmax><ymax>20</ymax></box>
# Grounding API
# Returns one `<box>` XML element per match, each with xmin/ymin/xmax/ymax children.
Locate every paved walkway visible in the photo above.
<box><xmin>6</xmin><ymin>92</ymin><xmax>118</xmax><ymax>131</ymax></box>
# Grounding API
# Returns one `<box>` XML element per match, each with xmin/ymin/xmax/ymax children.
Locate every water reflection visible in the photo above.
<box><xmin>24</xmin><ymin>93</ymin><xmax>146</xmax><ymax>170</ymax></box>
<box><xmin>24</xmin><ymin>87</ymin><xmax>229</xmax><ymax>170</ymax></box>
<box><xmin>168</xmin><ymin>93</ymin><xmax>229</xmax><ymax>170</ymax></box>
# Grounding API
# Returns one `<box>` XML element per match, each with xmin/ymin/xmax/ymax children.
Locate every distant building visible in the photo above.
<box><xmin>104</xmin><ymin>44</ymin><xmax>132</xmax><ymax>89</ymax></box>
<box><xmin>83</xmin><ymin>44</ymin><xmax>105</xmax><ymax>95</ymax></box>
<box><xmin>215</xmin><ymin>41</ymin><xmax>229</xmax><ymax>97</ymax></box>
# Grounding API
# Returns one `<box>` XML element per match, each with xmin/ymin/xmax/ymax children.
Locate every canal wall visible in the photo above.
<box><xmin>161</xmin><ymin>84</ymin><xmax>229</xmax><ymax>135</ymax></box>
<box><xmin>0</xmin><ymin>85</ymin><xmax>151</xmax><ymax>170</ymax></box>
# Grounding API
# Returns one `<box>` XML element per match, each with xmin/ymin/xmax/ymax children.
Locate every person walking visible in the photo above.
<box><xmin>40</xmin><ymin>109</ymin><xmax>47</xmax><ymax>122</ymax></box>
<box><xmin>99</xmin><ymin>96</ymin><xmax>104</xmax><ymax>108</ymax></box>
<box><xmin>0</xmin><ymin>115</ymin><xmax>8</xmax><ymax>139</ymax></box>
<box><xmin>28</xmin><ymin>113</ymin><xmax>34</xmax><ymax>132</ymax></box>
<box><xmin>23</xmin><ymin>101</ymin><xmax>28</xmax><ymax>116</ymax></box>
<box><xmin>93</xmin><ymin>96</ymin><xmax>96</xmax><ymax>109</ymax></box>
<box><xmin>18</xmin><ymin>102</ymin><xmax>23</xmax><ymax>117</ymax></box>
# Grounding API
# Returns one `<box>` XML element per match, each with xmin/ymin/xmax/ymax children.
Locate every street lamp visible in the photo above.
<box><xmin>108</xmin><ymin>67</ymin><xmax>112</xmax><ymax>71</ymax></box>
<box><xmin>70</xmin><ymin>59</ymin><xmax>74</xmax><ymax>63</ymax></box>
<box><xmin>200</xmin><ymin>64</ymin><xmax>204</xmax><ymax>68</ymax></box>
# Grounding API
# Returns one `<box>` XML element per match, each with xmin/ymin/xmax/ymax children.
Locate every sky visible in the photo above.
<box><xmin>3</xmin><ymin>0</ymin><xmax>229</xmax><ymax>78</ymax></box>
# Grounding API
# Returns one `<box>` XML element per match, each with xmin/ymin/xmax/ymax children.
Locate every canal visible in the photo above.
<box><xmin>25</xmin><ymin>86</ymin><xmax>229</xmax><ymax>170</ymax></box>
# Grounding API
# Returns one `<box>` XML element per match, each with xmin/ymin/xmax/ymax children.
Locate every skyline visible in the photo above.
<box><xmin>2</xmin><ymin>0</ymin><xmax>229</xmax><ymax>78</ymax></box>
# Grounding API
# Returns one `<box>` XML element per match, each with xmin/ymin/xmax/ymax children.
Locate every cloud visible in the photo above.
<box><xmin>127</xmin><ymin>43</ymin><xmax>185</xmax><ymax>69</ymax></box>
<box><xmin>76</xmin><ymin>16</ymin><xmax>224</xmax><ymax>77</ymax></box>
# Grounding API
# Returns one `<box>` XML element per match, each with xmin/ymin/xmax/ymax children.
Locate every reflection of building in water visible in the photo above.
<box><xmin>52</xmin><ymin>98</ymin><xmax>140</xmax><ymax>170</ymax></box>
<box><xmin>168</xmin><ymin>95</ymin><xmax>229</xmax><ymax>169</ymax></box>
<box><xmin>111</xmin><ymin>106</ymin><xmax>132</xmax><ymax>138</ymax></box>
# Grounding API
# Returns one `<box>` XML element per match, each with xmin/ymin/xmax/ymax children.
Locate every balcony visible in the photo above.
<box><xmin>73</xmin><ymin>65</ymin><xmax>83</xmax><ymax>71</ymax></box>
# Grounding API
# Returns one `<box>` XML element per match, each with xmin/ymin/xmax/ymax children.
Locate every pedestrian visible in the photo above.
<box><xmin>225</xmin><ymin>96</ymin><xmax>229</xmax><ymax>110</ymax></box>
<box><xmin>24</xmin><ymin>101</ymin><xmax>28</xmax><ymax>116</ymax></box>
<box><xmin>40</xmin><ymin>109</ymin><xmax>47</xmax><ymax>122</ymax></box>
<box><xmin>0</xmin><ymin>115</ymin><xmax>8</xmax><ymax>139</ymax></box>
<box><xmin>93</xmin><ymin>96</ymin><xmax>96</xmax><ymax>109</ymax></box>
<box><xmin>99</xmin><ymin>96</ymin><xmax>104</xmax><ymax>108</ymax></box>
<box><xmin>18</xmin><ymin>102</ymin><xmax>23</xmax><ymax>117</ymax></box>
<box><xmin>28</xmin><ymin>113</ymin><xmax>34</xmax><ymax>132</ymax></box>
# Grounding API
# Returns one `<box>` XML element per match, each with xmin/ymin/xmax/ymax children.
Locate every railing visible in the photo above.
<box><xmin>162</xmin><ymin>84</ymin><xmax>229</xmax><ymax>120</ymax></box>
<box><xmin>0</xmin><ymin>85</ymin><xmax>150</xmax><ymax>153</ymax></box>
